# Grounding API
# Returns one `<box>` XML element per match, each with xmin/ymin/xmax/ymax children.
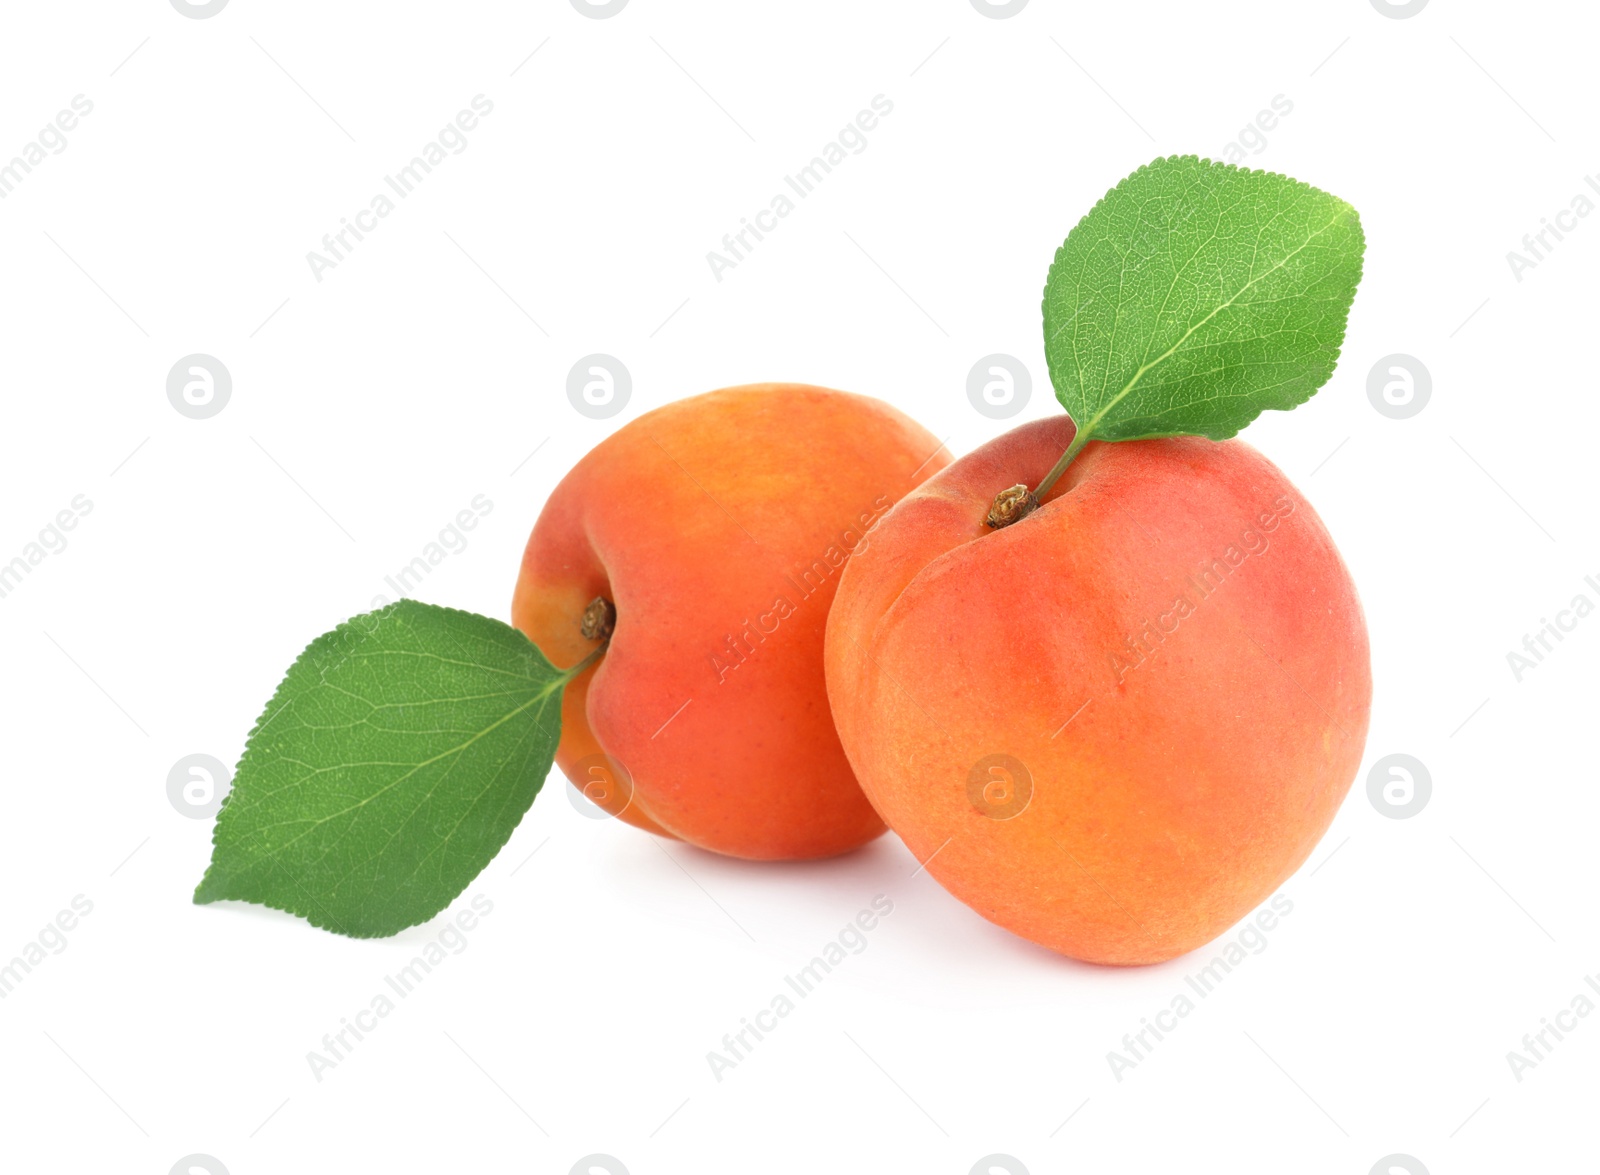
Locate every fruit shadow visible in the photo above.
<box><xmin>638</xmin><ymin>829</ymin><xmax>1130</xmax><ymax>980</ymax></box>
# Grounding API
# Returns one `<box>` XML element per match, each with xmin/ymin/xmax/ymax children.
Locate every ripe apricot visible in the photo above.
<box><xmin>513</xmin><ymin>384</ymin><xmax>949</xmax><ymax>859</ymax></box>
<box><xmin>825</xmin><ymin>417</ymin><xmax>1370</xmax><ymax>963</ymax></box>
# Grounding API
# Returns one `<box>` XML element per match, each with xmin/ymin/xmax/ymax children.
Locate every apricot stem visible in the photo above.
<box><xmin>1033</xmin><ymin>429</ymin><xmax>1091</xmax><ymax>501</ymax></box>
<box><xmin>563</xmin><ymin>595</ymin><xmax>616</xmax><ymax>678</ymax></box>
<box><xmin>986</xmin><ymin>427</ymin><xmax>1091</xmax><ymax>529</ymax></box>
<box><xmin>562</xmin><ymin>638</ymin><xmax>609</xmax><ymax>681</ymax></box>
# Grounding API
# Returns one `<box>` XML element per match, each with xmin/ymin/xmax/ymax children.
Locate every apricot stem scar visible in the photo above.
<box><xmin>580</xmin><ymin>596</ymin><xmax>616</xmax><ymax>641</ymax></box>
<box><xmin>986</xmin><ymin>484</ymin><xmax>1039</xmax><ymax>530</ymax></box>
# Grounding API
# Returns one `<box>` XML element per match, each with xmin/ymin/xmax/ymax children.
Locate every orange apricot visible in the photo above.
<box><xmin>513</xmin><ymin>384</ymin><xmax>949</xmax><ymax>859</ymax></box>
<box><xmin>825</xmin><ymin>417</ymin><xmax>1371</xmax><ymax>963</ymax></box>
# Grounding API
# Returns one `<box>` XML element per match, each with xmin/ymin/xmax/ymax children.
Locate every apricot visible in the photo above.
<box><xmin>825</xmin><ymin>417</ymin><xmax>1370</xmax><ymax>964</ymax></box>
<box><xmin>513</xmin><ymin>384</ymin><xmax>949</xmax><ymax>859</ymax></box>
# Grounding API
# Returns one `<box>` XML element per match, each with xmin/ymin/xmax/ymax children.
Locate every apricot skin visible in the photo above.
<box><xmin>512</xmin><ymin>384</ymin><xmax>949</xmax><ymax>860</ymax></box>
<box><xmin>825</xmin><ymin>417</ymin><xmax>1371</xmax><ymax>964</ymax></box>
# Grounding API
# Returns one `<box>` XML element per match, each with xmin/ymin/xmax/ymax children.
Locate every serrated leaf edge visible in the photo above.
<box><xmin>1040</xmin><ymin>153</ymin><xmax>1367</xmax><ymax>444</ymax></box>
<box><xmin>192</xmin><ymin>599</ymin><xmax>565</xmax><ymax>939</ymax></box>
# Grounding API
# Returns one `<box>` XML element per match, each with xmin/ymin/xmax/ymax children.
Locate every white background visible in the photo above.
<box><xmin>0</xmin><ymin>1</ymin><xmax>1594</xmax><ymax>1172</ymax></box>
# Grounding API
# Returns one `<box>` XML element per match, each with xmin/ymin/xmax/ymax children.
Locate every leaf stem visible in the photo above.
<box><xmin>562</xmin><ymin>639</ymin><xmax>610</xmax><ymax>681</ymax></box>
<box><xmin>1033</xmin><ymin>427</ymin><xmax>1091</xmax><ymax>500</ymax></box>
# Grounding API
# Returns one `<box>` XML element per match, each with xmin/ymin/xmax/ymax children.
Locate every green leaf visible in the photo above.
<box><xmin>194</xmin><ymin>600</ymin><xmax>573</xmax><ymax>938</ymax></box>
<box><xmin>1042</xmin><ymin>154</ymin><xmax>1364</xmax><ymax>447</ymax></box>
